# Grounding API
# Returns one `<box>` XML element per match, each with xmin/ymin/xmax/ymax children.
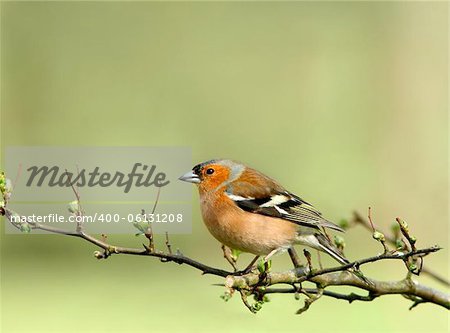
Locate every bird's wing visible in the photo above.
<box><xmin>225</xmin><ymin>170</ymin><xmax>343</xmax><ymax>232</ymax></box>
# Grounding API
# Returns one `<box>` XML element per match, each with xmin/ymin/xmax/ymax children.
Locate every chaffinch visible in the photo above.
<box><xmin>179</xmin><ymin>159</ymin><xmax>349</xmax><ymax>265</ymax></box>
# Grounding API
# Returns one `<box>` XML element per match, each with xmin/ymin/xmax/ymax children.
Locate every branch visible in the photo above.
<box><xmin>0</xmin><ymin>171</ymin><xmax>448</xmax><ymax>314</ymax></box>
<box><xmin>352</xmin><ymin>211</ymin><xmax>450</xmax><ymax>287</ymax></box>
<box><xmin>4</xmin><ymin>207</ymin><xmax>448</xmax><ymax>312</ymax></box>
<box><xmin>3</xmin><ymin>208</ymin><xmax>232</xmax><ymax>278</ymax></box>
<box><xmin>264</xmin><ymin>287</ymin><xmax>376</xmax><ymax>303</ymax></box>
<box><xmin>226</xmin><ymin>266</ymin><xmax>450</xmax><ymax>311</ymax></box>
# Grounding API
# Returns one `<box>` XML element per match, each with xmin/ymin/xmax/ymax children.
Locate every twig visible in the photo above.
<box><xmin>303</xmin><ymin>246</ymin><xmax>441</xmax><ymax>281</ymax></box>
<box><xmin>3</xmin><ymin>208</ymin><xmax>231</xmax><ymax>277</ymax></box>
<box><xmin>316</xmin><ymin>251</ymin><xmax>323</xmax><ymax>270</ymax></box>
<box><xmin>65</xmin><ymin>169</ymin><xmax>84</xmax><ymax>232</ymax></box>
<box><xmin>288</xmin><ymin>248</ymin><xmax>301</xmax><ymax>268</ymax></box>
<box><xmin>239</xmin><ymin>290</ymin><xmax>256</xmax><ymax>314</ymax></box>
<box><xmin>264</xmin><ymin>287</ymin><xmax>376</xmax><ymax>303</ymax></box>
<box><xmin>144</xmin><ymin>187</ymin><xmax>162</xmax><ymax>252</ymax></box>
<box><xmin>165</xmin><ymin>232</ymin><xmax>172</xmax><ymax>255</ymax></box>
<box><xmin>296</xmin><ymin>286</ymin><xmax>323</xmax><ymax>315</ymax></box>
<box><xmin>303</xmin><ymin>249</ymin><xmax>313</xmax><ymax>271</ymax></box>
<box><xmin>142</xmin><ymin>209</ymin><xmax>154</xmax><ymax>252</ymax></box>
<box><xmin>368</xmin><ymin>207</ymin><xmax>389</xmax><ymax>253</ymax></box>
<box><xmin>151</xmin><ymin>187</ymin><xmax>161</xmax><ymax>214</ymax></box>
<box><xmin>8</xmin><ymin>163</ymin><xmax>22</xmax><ymax>201</ymax></box>
<box><xmin>353</xmin><ymin>211</ymin><xmax>449</xmax><ymax>287</ymax></box>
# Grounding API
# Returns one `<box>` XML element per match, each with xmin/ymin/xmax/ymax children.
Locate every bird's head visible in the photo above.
<box><xmin>179</xmin><ymin>159</ymin><xmax>244</xmax><ymax>193</ymax></box>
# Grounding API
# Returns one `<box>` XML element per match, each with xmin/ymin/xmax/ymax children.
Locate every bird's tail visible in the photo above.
<box><xmin>314</xmin><ymin>233</ymin><xmax>349</xmax><ymax>265</ymax></box>
<box><xmin>313</xmin><ymin>233</ymin><xmax>372</xmax><ymax>285</ymax></box>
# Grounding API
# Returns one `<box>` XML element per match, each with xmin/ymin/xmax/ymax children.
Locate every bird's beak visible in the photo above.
<box><xmin>178</xmin><ymin>170</ymin><xmax>201</xmax><ymax>184</ymax></box>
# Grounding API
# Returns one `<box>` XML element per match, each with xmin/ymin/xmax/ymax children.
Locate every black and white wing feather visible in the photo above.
<box><xmin>226</xmin><ymin>190</ymin><xmax>344</xmax><ymax>232</ymax></box>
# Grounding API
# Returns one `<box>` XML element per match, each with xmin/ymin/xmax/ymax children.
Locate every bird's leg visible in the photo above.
<box><xmin>264</xmin><ymin>248</ymin><xmax>280</xmax><ymax>263</ymax></box>
<box><xmin>257</xmin><ymin>248</ymin><xmax>279</xmax><ymax>280</ymax></box>
<box><xmin>256</xmin><ymin>250</ymin><xmax>278</xmax><ymax>284</ymax></box>
<box><xmin>233</xmin><ymin>255</ymin><xmax>260</xmax><ymax>275</ymax></box>
<box><xmin>243</xmin><ymin>255</ymin><xmax>260</xmax><ymax>273</ymax></box>
<box><xmin>221</xmin><ymin>244</ymin><xmax>238</xmax><ymax>272</ymax></box>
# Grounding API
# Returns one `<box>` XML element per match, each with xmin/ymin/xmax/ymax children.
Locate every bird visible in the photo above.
<box><xmin>179</xmin><ymin>159</ymin><xmax>349</xmax><ymax>267</ymax></box>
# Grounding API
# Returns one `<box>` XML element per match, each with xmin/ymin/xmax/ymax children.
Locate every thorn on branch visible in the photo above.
<box><xmin>403</xmin><ymin>294</ymin><xmax>427</xmax><ymax>310</ymax></box>
<box><xmin>409</xmin><ymin>298</ymin><xmax>427</xmax><ymax>310</ymax></box>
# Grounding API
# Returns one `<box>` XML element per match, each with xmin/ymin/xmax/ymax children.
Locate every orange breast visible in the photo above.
<box><xmin>199</xmin><ymin>192</ymin><xmax>298</xmax><ymax>255</ymax></box>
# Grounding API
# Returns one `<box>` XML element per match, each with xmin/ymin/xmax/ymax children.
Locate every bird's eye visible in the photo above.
<box><xmin>206</xmin><ymin>168</ymin><xmax>215</xmax><ymax>175</ymax></box>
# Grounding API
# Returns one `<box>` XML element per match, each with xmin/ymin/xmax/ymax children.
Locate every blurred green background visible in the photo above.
<box><xmin>1</xmin><ymin>1</ymin><xmax>448</xmax><ymax>332</ymax></box>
